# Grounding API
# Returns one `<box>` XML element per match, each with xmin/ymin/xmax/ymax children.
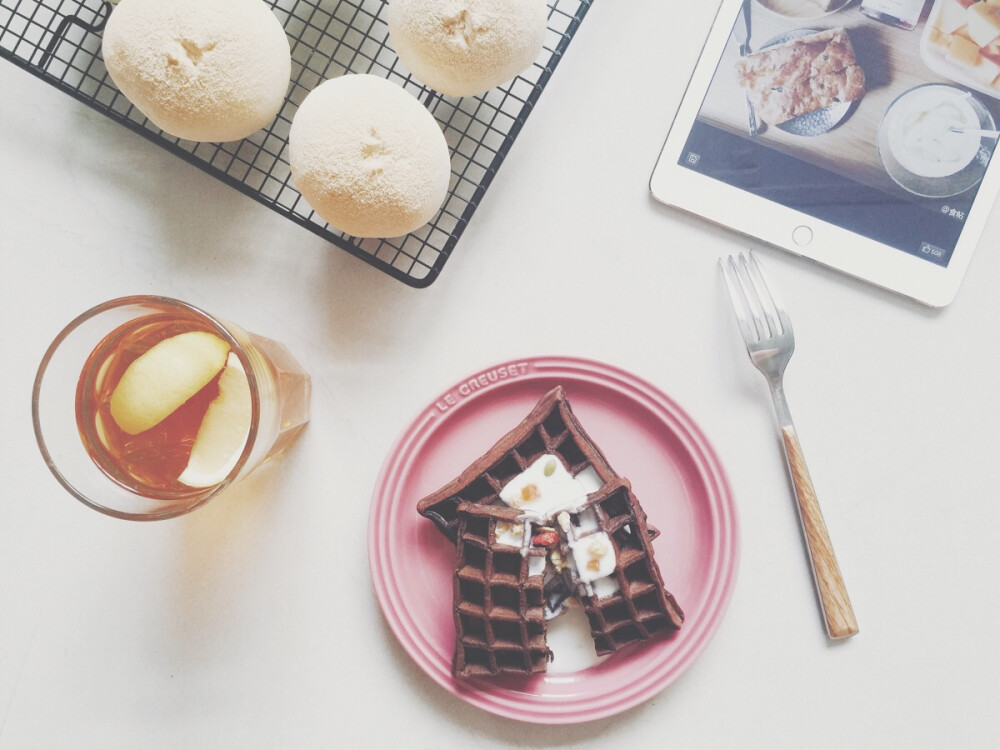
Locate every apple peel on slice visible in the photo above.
<box><xmin>110</xmin><ymin>331</ymin><xmax>230</xmax><ymax>435</ymax></box>
<box><xmin>178</xmin><ymin>352</ymin><xmax>253</xmax><ymax>488</ymax></box>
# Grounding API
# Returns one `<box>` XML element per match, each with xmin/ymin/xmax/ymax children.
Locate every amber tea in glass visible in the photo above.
<box><xmin>33</xmin><ymin>296</ymin><xmax>310</xmax><ymax>520</ymax></box>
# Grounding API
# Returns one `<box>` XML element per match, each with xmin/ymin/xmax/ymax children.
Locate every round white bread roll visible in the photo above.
<box><xmin>387</xmin><ymin>0</ymin><xmax>548</xmax><ymax>97</ymax></box>
<box><xmin>288</xmin><ymin>74</ymin><xmax>452</xmax><ymax>239</ymax></box>
<box><xmin>102</xmin><ymin>0</ymin><xmax>291</xmax><ymax>142</ymax></box>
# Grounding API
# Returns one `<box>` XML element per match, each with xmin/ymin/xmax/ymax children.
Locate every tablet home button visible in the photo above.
<box><xmin>792</xmin><ymin>225</ymin><xmax>813</xmax><ymax>246</ymax></box>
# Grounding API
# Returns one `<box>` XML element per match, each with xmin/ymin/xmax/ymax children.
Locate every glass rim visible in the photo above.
<box><xmin>32</xmin><ymin>295</ymin><xmax>263</xmax><ymax>521</ymax></box>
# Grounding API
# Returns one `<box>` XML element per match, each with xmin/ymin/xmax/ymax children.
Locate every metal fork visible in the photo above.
<box><xmin>721</xmin><ymin>251</ymin><xmax>858</xmax><ymax>639</ymax></box>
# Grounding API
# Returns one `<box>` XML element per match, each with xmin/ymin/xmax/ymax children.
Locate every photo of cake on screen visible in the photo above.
<box><xmin>679</xmin><ymin>0</ymin><xmax>1000</xmax><ymax>268</ymax></box>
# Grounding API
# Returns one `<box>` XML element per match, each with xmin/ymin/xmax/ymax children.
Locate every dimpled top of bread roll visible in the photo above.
<box><xmin>102</xmin><ymin>0</ymin><xmax>291</xmax><ymax>142</ymax></box>
<box><xmin>387</xmin><ymin>0</ymin><xmax>548</xmax><ymax>97</ymax></box>
<box><xmin>288</xmin><ymin>74</ymin><xmax>452</xmax><ymax>239</ymax></box>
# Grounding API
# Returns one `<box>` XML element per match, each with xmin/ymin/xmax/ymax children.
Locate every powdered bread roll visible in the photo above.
<box><xmin>387</xmin><ymin>0</ymin><xmax>548</xmax><ymax>97</ymax></box>
<box><xmin>288</xmin><ymin>74</ymin><xmax>451</xmax><ymax>239</ymax></box>
<box><xmin>102</xmin><ymin>0</ymin><xmax>291</xmax><ymax>142</ymax></box>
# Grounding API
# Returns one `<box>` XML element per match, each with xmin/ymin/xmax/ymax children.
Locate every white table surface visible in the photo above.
<box><xmin>2</xmin><ymin>1</ymin><xmax>1000</xmax><ymax>747</ymax></box>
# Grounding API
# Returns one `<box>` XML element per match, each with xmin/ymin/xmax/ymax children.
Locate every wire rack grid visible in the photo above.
<box><xmin>0</xmin><ymin>0</ymin><xmax>593</xmax><ymax>287</ymax></box>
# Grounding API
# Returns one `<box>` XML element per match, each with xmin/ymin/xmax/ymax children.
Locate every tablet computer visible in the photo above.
<box><xmin>650</xmin><ymin>0</ymin><xmax>1000</xmax><ymax>306</ymax></box>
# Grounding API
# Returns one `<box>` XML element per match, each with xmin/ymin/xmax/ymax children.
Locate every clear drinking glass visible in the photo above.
<box><xmin>32</xmin><ymin>296</ymin><xmax>311</xmax><ymax>520</ymax></box>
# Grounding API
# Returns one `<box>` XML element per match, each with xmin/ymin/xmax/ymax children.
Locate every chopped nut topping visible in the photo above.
<box><xmin>520</xmin><ymin>483</ymin><xmax>540</xmax><ymax>503</ymax></box>
<box><xmin>586</xmin><ymin>558</ymin><xmax>602</xmax><ymax>572</ymax></box>
<box><xmin>496</xmin><ymin>520</ymin><xmax>524</xmax><ymax>539</ymax></box>
<box><xmin>556</xmin><ymin>511</ymin><xmax>571</xmax><ymax>533</ymax></box>
<box><xmin>543</xmin><ymin>459</ymin><xmax>557</xmax><ymax>477</ymax></box>
<box><xmin>549</xmin><ymin>549</ymin><xmax>564</xmax><ymax>571</ymax></box>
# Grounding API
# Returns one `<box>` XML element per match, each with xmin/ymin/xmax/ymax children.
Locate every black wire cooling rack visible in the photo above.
<box><xmin>0</xmin><ymin>0</ymin><xmax>592</xmax><ymax>287</ymax></box>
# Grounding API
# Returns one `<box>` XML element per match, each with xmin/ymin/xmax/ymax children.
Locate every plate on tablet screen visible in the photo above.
<box><xmin>754</xmin><ymin>0</ymin><xmax>853</xmax><ymax>19</ymax></box>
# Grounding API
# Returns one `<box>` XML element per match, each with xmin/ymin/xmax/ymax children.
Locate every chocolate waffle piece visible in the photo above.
<box><xmin>424</xmin><ymin>387</ymin><xmax>684</xmax><ymax>678</ymax></box>
<box><xmin>448</xmin><ymin>477</ymin><xmax>684</xmax><ymax>677</ymax></box>
<box><xmin>451</xmin><ymin>503</ymin><xmax>551</xmax><ymax>678</ymax></box>
<box><xmin>417</xmin><ymin>386</ymin><xmax>658</xmax><ymax>542</ymax></box>
<box><xmin>568</xmin><ymin>480</ymin><xmax>684</xmax><ymax>655</ymax></box>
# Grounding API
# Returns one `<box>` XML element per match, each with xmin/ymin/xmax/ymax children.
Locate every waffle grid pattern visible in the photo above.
<box><xmin>575</xmin><ymin>483</ymin><xmax>684</xmax><ymax>655</ymax></box>
<box><xmin>0</xmin><ymin>0</ymin><xmax>593</xmax><ymax>287</ymax></box>
<box><xmin>418</xmin><ymin>388</ymin><xmax>619</xmax><ymax>540</ymax></box>
<box><xmin>418</xmin><ymin>388</ymin><xmax>684</xmax><ymax>677</ymax></box>
<box><xmin>452</xmin><ymin>504</ymin><xmax>550</xmax><ymax>677</ymax></box>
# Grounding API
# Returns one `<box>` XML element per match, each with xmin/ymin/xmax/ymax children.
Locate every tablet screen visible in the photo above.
<box><xmin>677</xmin><ymin>0</ymin><xmax>1000</xmax><ymax>268</ymax></box>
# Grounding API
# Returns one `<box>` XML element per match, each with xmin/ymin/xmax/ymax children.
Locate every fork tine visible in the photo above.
<box><xmin>745</xmin><ymin>251</ymin><xmax>791</xmax><ymax>338</ymax></box>
<box><xmin>751</xmin><ymin>251</ymin><xmax>795</xmax><ymax>337</ymax></box>
<box><xmin>735</xmin><ymin>252</ymin><xmax>780</xmax><ymax>340</ymax></box>
<box><xmin>731</xmin><ymin>253</ymin><xmax>771</xmax><ymax>342</ymax></box>
<box><xmin>720</xmin><ymin>255</ymin><xmax>758</xmax><ymax>344</ymax></box>
<box><xmin>728</xmin><ymin>254</ymin><xmax>769</xmax><ymax>342</ymax></box>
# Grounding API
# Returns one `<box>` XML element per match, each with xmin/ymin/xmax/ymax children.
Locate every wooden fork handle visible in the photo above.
<box><xmin>780</xmin><ymin>425</ymin><xmax>859</xmax><ymax>639</ymax></box>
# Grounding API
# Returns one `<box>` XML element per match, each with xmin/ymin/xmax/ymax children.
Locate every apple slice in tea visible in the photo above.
<box><xmin>178</xmin><ymin>352</ymin><xmax>253</xmax><ymax>488</ymax></box>
<box><xmin>109</xmin><ymin>331</ymin><xmax>230</xmax><ymax>435</ymax></box>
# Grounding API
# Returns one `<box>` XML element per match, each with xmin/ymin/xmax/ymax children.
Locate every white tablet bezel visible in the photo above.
<box><xmin>649</xmin><ymin>0</ymin><xmax>1000</xmax><ymax>307</ymax></box>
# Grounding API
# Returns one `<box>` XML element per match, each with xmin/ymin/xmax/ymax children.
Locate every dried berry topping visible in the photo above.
<box><xmin>532</xmin><ymin>531</ymin><xmax>560</xmax><ymax>548</ymax></box>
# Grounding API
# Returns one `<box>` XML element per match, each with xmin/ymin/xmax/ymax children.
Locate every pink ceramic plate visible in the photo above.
<box><xmin>368</xmin><ymin>357</ymin><xmax>739</xmax><ymax>723</ymax></box>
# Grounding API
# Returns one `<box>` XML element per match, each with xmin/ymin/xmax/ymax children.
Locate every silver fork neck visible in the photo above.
<box><xmin>768</xmin><ymin>382</ymin><xmax>794</xmax><ymax>429</ymax></box>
